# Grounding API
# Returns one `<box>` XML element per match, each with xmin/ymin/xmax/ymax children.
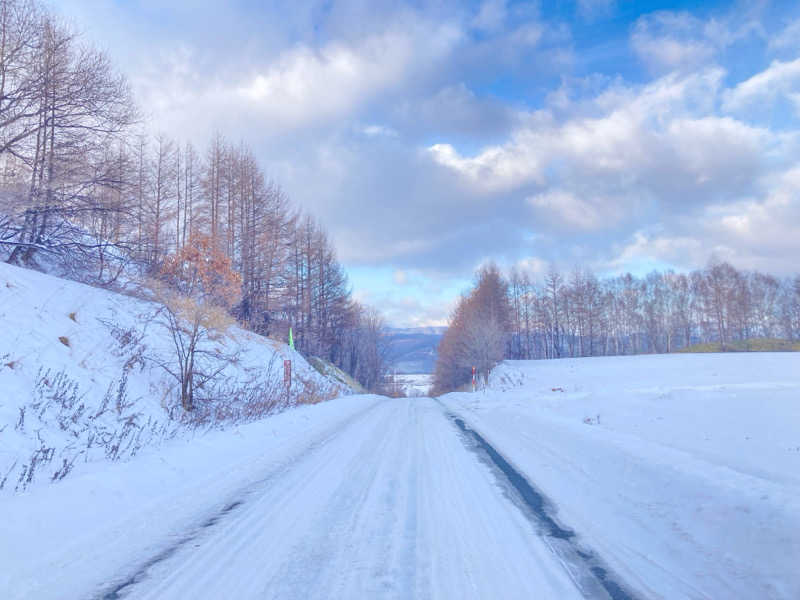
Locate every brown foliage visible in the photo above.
<box><xmin>151</xmin><ymin>236</ymin><xmax>241</xmax><ymax>412</ymax></box>
<box><xmin>159</xmin><ymin>234</ymin><xmax>240</xmax><ymax>308</ymax></box>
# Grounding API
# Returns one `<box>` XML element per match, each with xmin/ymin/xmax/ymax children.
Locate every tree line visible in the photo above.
<box><xmin>0</xmin><ymin>0</ymin><xmax>387</xmax><ymax>392</ymax></box>
<box><xmin>434</xmin><ymin>260</ymin><xmax>800</xmax><ymax>394</ymax></box>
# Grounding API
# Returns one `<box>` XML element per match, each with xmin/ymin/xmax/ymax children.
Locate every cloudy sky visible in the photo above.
<box><xmin>53</xmin><ymin>0</ymin><xmax>800</xmax><ymax>326</ymax></box>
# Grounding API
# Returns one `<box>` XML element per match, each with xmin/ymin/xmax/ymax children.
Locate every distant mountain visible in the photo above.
<box><xmin>384</xmin><ymin>327</ymin><xmax>445</xmax><ymax>374</ymax></box>
<box><xmin>388</xmin><ymin>326</ymin><xmax>447</xmax><ymax>336</ymax></box>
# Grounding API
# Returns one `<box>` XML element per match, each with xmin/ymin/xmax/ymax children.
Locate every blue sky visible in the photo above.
<box><xmin>53</xmin><ymin>0</ymin><xmax>800</xmax><ymax>326</ymax></box>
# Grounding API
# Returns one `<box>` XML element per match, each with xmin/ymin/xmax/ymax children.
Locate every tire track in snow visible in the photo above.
<box><xmin>103</xmin><ymin>400</ymin><xmax>422</xmax><ymax>599</ymax></box>
<box><xmin>91</xmin><ymin>399</ymin><xmax>595</xmax><ymax>598</ymax></box>
<box><xmin>93</xmin><ymin>398</ymin><xmax>383</xmax><ymax>600</ymax></box>
<box><xmin>446</xmin><ymin>410</ymin><xmax>640</xmax><ymax>600</ymax></box>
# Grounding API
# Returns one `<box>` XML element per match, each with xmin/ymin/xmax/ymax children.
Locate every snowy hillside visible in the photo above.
<box><xmin>0</xmin><ymin>262</ymin><xmax>352</xmax><ymax>494</ymax></box>
<box><xmin>442</xmin><ymin>353</ymin><xmax>800</xmax><ymax>599</ymax></box>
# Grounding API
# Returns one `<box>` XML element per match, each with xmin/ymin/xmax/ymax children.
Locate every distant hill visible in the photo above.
<box><xmin>385</xmin><ymin>327</ymin><xmax>445</xmax><ymax>374</ymax></box>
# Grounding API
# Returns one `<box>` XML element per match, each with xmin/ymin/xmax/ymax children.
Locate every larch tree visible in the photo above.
<box><xmin>3</xmin><ymin>8</ymin><xmax>135</xmax><ymax>266</ymax></box>
<box><xmin>433</xmin><ymin>263</ymin><xmax>512</xmax><ymax>394</ymax></box>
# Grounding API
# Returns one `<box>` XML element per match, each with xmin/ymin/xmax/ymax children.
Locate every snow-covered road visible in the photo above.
<box><xmin>95</xmin><ymin>398</ymin><xmax>587</xmax><ymax>600</ymax></box>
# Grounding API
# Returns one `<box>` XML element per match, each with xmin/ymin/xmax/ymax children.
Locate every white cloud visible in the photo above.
<box><xmin>353</xmin><ymin>290</ymin><xmax>454</xmax><ymax>328</ymax></box>
<box><xmin>427</xmin><ymin>69</ymin><xmax>731</xmax><ymax>192</ymax></box>
<box><xmin>607</xmin><ymin>231</ymin><xmax>708</xmax><ymax>272</ymax></box>
<box><xmin>577</xmin><ymin>0</ymin><xmax>616</xmax><ymax>20</ymax></box>
<box><xmin>427</xmin><ymin>138</ymin><xmax>546</xmax><ymax>192</ymax></box>
<box><xmin>396</xmin><ymin>83</ymin><xmax>520</xmax><ymax>139</ymax></box>
<box><xmin>508</xmin><ymin>22</ymin><xmax>544</xmax><ymax>47</ymax></box>
<box><xmin>123</xmin><ymin>17</ymin><xmax>467</xmax><ymax>141</ymax></box>
<box><xmin>236</xmin><ymin>25</ymin><xmax>461</xmax><ymax>127</ymax></box>
<box><xmin>605</xmin><ymin>163</ymin><xmax>800</xmax><ymax>275</ymax></box>
<box><xmin>706</xmin><ymin>166</ymin><xmax>800</xmax><ymax>260</ymax></box>
<box><xmin>723</xmin><ymin>58</ymin><xmax>800</xmax><ymax>114</ymax></box>
<box><xmin>526</xmin><ymin>190</ymin><xmax>609</xmax><ymax>231</ymax></box>
<box><xmin>472</xmin><ymin>0</ymin><xmax>507</xmax><ymax>33</ymax></box>
<box><xmin>768</xmin><ymin>19</ymin><xmax>800</xmax><ymax>52</ymax></box>
<box><xmin>362</xmin><ymin>124</ymin><xmax>399</xmax><ymax>138</ymax></box>
<box><xmin>631</xmin><ymin>10</ymin><xmax>759</xmax><ymax>74</ymax></box>
<box><xmin>424</xmin><ymin>61</ymin><xmax>798</xmax><ymax>277</ymax></box>
<box><xmin>514</xmin><ymin>256</ymin><xmax>549</xmax><ymax>278</ymax></box>
<box><xmin>664</xmin><ymin>116</ymin><xmax>767</xmax><ymax>184</ymax></box>
<box><xmin>631</xmin><ymin>12</ymin><xmax>716</xmax><ymax>72</ymax></box>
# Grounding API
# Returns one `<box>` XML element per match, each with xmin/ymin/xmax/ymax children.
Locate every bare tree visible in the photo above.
<box><xmin>500</xmin><ymin>259</ymin><xmax>800</xmax><ymax>361</ymax></box>
<box><xmin>0</xmin><ymin>0</ymin><xmax>43</xmax><ymax>160</ymax></box>
<box><xmin>2</xmin><ymin>4</ymin><xmax>136</xmax><ymax>266</ymax></box>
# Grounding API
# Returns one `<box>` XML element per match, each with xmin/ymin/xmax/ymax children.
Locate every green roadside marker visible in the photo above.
<box><xmin>289</xmin><ymin>327</ymin><xmax>294</xmax><ymax>350</ymax></box>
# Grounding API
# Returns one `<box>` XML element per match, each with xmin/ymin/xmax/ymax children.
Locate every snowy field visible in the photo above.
<box><xmin>394</xmin><ymin>373</ymin><xmax>433</xmax><ymax>397</ymax></box>
<box><xmin>1</xmin><ymin>343</ymin><xmax>798</xmax><ymax>598</ymax></box>
<box><xmin>443</xmin><ymin>353</ymin><xmax>800</xmax><ymax>599</ymax></box>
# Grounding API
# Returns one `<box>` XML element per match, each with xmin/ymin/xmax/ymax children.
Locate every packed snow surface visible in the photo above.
<box><xmin>1</xmin><ymin>349</ymin><xmax>798</xmax><ymax>599</ymax></box>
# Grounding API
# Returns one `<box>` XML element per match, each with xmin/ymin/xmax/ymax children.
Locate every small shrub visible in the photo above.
<box><xmin>0</xmin><ymin>460</ymin><xmax>17</xmax><ymax>491</ymax></box>
<box><xmin>2</xmin><ymin>352</ymin><xmax>16</xmax><ymax>370</ymax></box>
<box><xmin>98</xmin><ymin>318</ymin><xmax>146</xmax><ymax>356</ymax></box>
<box><xmin>68</xmin><ymin>312</ymin><xmax>77</xmax><ymax>322</ymax></box>
<box><xmin>15</xmin><ymin>442</ymin><xmax>55</xmax><ymax>492</ymax></box>
<box><xmin>51</xmin><ymin>457</ymin><xmax>77</xmax><ymax>481</ymax></box>
<box><xmin>1</xmin><ymin>367</ymin><xmax>179</xmax><ymax>492</ymax></box>
<box><xmin>58</xmin><ymin>336</ymin><xmax>70</xmax><ymax>347</ymax></box>
<box><xmin>295</xmin><ymin>378</ymin><xmax>335</xmax><ymax>405</ymax></box>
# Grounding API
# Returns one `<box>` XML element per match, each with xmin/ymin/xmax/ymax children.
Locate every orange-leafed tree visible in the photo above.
<box><xmin>152</xmin><ymin>235</ymin><xmax>241</xmax><ymax>411</ymax></box>
<box><xmin>432</xmin><ymin>263</ymin><xmax>511</xmax><ymax>395</ymax></box>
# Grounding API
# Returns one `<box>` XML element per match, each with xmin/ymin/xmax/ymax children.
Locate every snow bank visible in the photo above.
<box><xmin>0</xmin><ymin>262</ymin><xmax>352</xmax><ymax>494</ymax></box>
<box><xmin>443</xmin><ymin>353</ymin><xmax>800</xmax><ymax>599</ymax></box>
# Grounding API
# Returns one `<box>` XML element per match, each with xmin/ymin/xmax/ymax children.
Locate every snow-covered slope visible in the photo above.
<box><xmin>442</xmin><ymin>354</ymin><xmax>800</xmax><ymax>599</ymax></box>
<box><xmin>0</xmin><ymin>262</ymin><xmax>352</xmax><ymax>494</ymax></box>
